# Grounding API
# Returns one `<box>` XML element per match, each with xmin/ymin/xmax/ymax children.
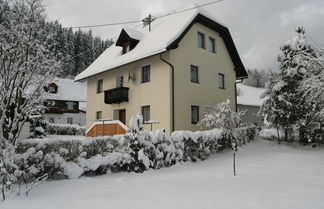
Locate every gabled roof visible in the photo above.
<box><xmin>45</xmin><ymin>78</ymin><xmax>87</xmax><ymax>102</ymax></box>
<box><xmin>115</xmin><ymin>27</ymin><xmax>143</xmax><ymax>47</ymax></box>
<box><xmin>75</xmin><ymin>4</ymin><xmax>247</xmax><ymax>81</ymax></box>
<box><xmin>237</xmin><ymin>84</ymin><xmax>266</xmax><ymax>107</ymax></box>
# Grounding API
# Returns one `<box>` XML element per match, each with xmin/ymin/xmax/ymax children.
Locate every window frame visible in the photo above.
<box><xmin>96</xmin><ymin>111</ymin><xmax>103</xmax><ymax>120</ymax></box>
<box><xmin>197</xmin><ymin>32</ymin><xmax>205</xmax><ymax>49</ymax></box>
<box><xmin>141</xmin><ymin>105</ymin><xmax>151</xmax><ymax>122</ymax></box>
<box><xmin>208</xmin><ymin>37</ymin><xmax>216</xmax><ymax>53</ymax></box>
<box><xmin>67</xmin><ymin>101</ymin><xmax>74</xmax><ymax>110</ymax></box>
<box><xmin>67</xmin><ymin>117</ymin><xmax>73</xmax><ymax>124</ymax></box>
<box><xmin>141</xmin><ymin>65</ymin><xmax>151</xmax><ymax>83</ymax></box>
<box><xmin>218</xmin><ymin>73</ymin><xmax>225</xmax><ymax>89</ymax></box>
<box><xmin>190</xmin><ymin>65</ymin><xmax>199</xmax><ymax>83</ymax></box>
<box><xmin>116</xmin><ymin>75</ymin><xmax>124</xmax><ymax>88</ymax></box>
<box><xmin>191</xmin><ymin>105</ymin><xmax>199</xmax><ymax>124</ymax></box>
<box><xmin>97</xmin><ymin>79</ymin><xmax>103</xmax><ymax>94</ymax></box>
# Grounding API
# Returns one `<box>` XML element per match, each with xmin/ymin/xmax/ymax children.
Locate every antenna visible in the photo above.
<box><xmin>142</xmin><ymin>14</ymin><xmax>154</xmax><ymax>32</ymax></box>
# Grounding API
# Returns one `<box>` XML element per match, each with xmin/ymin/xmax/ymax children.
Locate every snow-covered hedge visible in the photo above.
<box><xmin>171</xmin><ymin>126</ymin><xmax>257</xmax><ymax>162</ymax></box>
<box><xmin>15</xmin><ymin>126</ymin><xmax>257</xmax><ymax>180</ymax></box>
<box><xmin>47</xmin><ymin>123</ymin><xmax>86</xmax><ymax>135</ymax></box>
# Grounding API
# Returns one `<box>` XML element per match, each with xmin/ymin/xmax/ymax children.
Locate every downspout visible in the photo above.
<box><xmin>235</xmin><ymin>78</ymin><xmax>244</xmax><ymax>112</ymax></box>
<box><xmin>160</xmin><ymin>53</ymin><xmax>175</xmax><ymax>132</ymax></box>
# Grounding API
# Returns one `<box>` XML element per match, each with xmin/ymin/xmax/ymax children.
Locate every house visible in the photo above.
<box><xmin>236</xmin><ymin>83</ymin><xmax>266</xmax><ymax>126</ymax></box>
<box><xmin>75</xmin><ymin>4</ymin><xmax>248</xmax><ymax>135</ymax></box>
<box><xmin>44</xmin><ymin>78</ymin><xmax>87</xmax><ymax>126</ymax></box>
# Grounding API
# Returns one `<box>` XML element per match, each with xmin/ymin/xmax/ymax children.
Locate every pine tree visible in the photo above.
<box><xmin>261</xmin><ymin>27</ymin><xmax>318</xmax><ymax>143</ymax></box>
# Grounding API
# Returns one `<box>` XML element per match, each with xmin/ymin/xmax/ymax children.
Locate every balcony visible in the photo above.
<box><xmin>104</xmin><ymin>87</ymin><xmax>129</xmax><ymax>104</ymax></box>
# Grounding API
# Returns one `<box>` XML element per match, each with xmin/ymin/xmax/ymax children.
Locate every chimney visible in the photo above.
<box><xmin>142</xmin><ymin>14</ymin><xmax>153</xmax><ymax>31</ymax></box>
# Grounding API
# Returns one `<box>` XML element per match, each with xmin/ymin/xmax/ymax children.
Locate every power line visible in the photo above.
<box><xmin>68</xmin><ymin>20</ymin><xmax>142</xmax><ymax>29</ymax></box>
<box><xmin>63</xmin><ymin>0</ymin><xmax>225</xmax><ymax>61</ymax></box>
<box><xmin>64</xmin><ymin>0</ymin><xmax>224</xmax><ymax>29</ymax></box>
<box><xmin>157</xmin><ymin>0</ymin><xmax>223</xmax><ymax>19</ymax></box>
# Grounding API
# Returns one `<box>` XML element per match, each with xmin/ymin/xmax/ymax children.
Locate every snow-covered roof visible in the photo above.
<box><xmin>123</xmin><ymin>26</ymin><xmax>144</xmax><ymax>41</ymax></box>
<box><xmin>236</xmin><ymin>84</ymin><xmax>266</xmax><ymax>107</ymax></box>
<box><xmin>75</xmin><ymin>3</ymin><xmax>247</xmax><ymax>81</ymax></box>
<box><xmin>45</xmin><ymin>78</ymin><xmax>87</xmax><ymax>102</ymax></box>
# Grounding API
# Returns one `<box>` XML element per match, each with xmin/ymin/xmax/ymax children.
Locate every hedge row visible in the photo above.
<box><xmin>16</xmin><ymin>126</ymin><xmax>257</xmax><ymax>180</ymax></box>
<box><xmin>46</xmin><ymin>123</ymin><xmax>86</xmax><ymax>135</ymax></box>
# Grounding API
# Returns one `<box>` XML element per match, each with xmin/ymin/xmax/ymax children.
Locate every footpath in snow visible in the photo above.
<box><xmin>3</xmin><ymin>139</ymin><xmax>324</xmax><ymax>209</ymax></box>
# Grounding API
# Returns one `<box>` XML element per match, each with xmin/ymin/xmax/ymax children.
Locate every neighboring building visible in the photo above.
<box><xmin>236</xmin><ymin>83</ymin><xmax>266</xmax><ymax>126</ymax></box>
<box><xmin>44</xmin><ymin>78</ymin><xmax>87</xmax><ymax>126</ymax></box>
<box><xmin>75</xmin><ymin>4</ymin><xmax>248</xmax><ymax>135</ymax></box>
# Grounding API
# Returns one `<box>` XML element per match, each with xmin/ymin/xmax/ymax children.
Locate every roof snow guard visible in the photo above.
<box><xmin>75</xmin><ymin>4</ymin><xmax>247</xmax><ymax>81</ymax></box>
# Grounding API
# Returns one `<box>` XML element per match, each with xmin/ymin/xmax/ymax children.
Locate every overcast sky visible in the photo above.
<box><xmin>44</xmin><ymin>0</ymin><xmax>324</xmax><ymax>71</ymax></box>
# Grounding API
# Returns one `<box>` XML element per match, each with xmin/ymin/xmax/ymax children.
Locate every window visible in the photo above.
<box><xmin>191</xmin><ymin>106</ymin><xmax>199</xmax><ymax>124</ymax></box>
<box><xmin>67</xmin><ymin>102</ymin><xmax>74</xmax><ymax>110</ymax></box>
<box><xmin>97</xmin><ymin>79</ymin><xmax>103</xmax><ymax>93</ymax></box>
<box><xmin>197</xmin><ymin>32</ymin><xmax>205</xmax><ymax>49</ymax></box>
<box><xmin>122</xmin><ymin>42</ymin><xmax>130</xmax><ymax>54</ymax></box>
<box><xmin>190</xmin><ymin>65</ymin><xmax>199</xmax><ymax>83</ymax></box>
<box><xmin>67</xmin><ymin>117</ymin><xmax>73</xmax><ymax>124</ymax></box>
<box><xmin>208</xmin><ymin>37</ymin><xmax>216</xmax><ymax>53</ymax></box>
<box><xmin>96</xmin><ymin>111</ymin><xmax>102</xmax><ymax>120</ymax></box>
<box><xmin>218</xmin><ymin>73</ymin><xmax>225</xmax><ymax>89</ymax></box>
<box><xmin>141</xmin><ymin>105</ymin><xmax>150</xmax><ymax>122</ymax></box>
<box><xmin>141</xmin><ymin>65</ymin><xmax>151</xmax><ymax>83</ymax></box>
<box><xmin>116</xmin><ymin>76</ymin><xmax>124</xmax><ymax>87</ymax></box>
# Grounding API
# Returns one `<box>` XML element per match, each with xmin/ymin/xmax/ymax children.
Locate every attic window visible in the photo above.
<box><xmin>122</xmin><ymin>42</ymin><xmax>130</xmax><ymax>54</ymax></box>
<box><xmin>116</xmin><ymin>29</ymin><xmax>141</xmax><ymax>54</ymax></box>
<box><xmin>44</xmin><ymin>82</ymin><xmax>58</xmax><ymax>94</ymax></box>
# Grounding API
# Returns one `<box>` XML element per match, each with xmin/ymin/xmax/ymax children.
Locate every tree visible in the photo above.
<box><xmin>260</xmin><ymin>27</ymin><xmax>320</xmax><ymax>144</ymax></box>
<box><xmin>0</xmin><ymin>0</ymin><xmax>61</xmax><ymax>200</ymax></box>
<box><xmin>243</xmin><ymin>68</ymin><xmax>277</xmax><ymax>88</ymax></box>
<box><xmin>297</xmin><ymin>48</ymin><xmax>324</xmax><ymax>144</ymax></box>
<box><xmin>198</xmin><ymin>100</ymin><xmax>245</xmax><ymax>176</ymax></box>
<box><xmin>198</xmin><ymin>99</ymin><xmax>245</xmax><ymax>131</ymax></box>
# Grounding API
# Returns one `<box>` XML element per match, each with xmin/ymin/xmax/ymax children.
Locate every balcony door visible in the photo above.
<box><xmin>114</xmin><ymin>109</ymin><xmax>126</xmax><ymax>125</ymax></box>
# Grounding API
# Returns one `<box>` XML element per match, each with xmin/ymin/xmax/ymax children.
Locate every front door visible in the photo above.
<box><xmin>119</xmin><ymin>109</ymin><xmax>126</xmax><ymax>124</ymax></box>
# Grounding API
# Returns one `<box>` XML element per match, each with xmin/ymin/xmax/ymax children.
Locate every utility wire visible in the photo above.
<box><xmin>64</xmin><ymin>0</ymin><xmax>224</xmax><ymax>60</ymax></box>
<box><xmin>64</xmin><ymin>0</ymin><xmax>224</xmax><ymax>29</ymax></box>
<box><xmin>156</xmin><ymin>0</ymin><xmax>223</xmax><ymax>19</ymax></box>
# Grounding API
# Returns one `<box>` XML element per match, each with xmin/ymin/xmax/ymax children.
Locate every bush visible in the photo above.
<box><xmin>14</xmin><ymin>126</ymin><xmax>256</xmax><ymax>181</ymax></box>
<box><xmin>47</xmin><ymin>123</ymin><xmax>86</xmax><ymax>135</ymax></box>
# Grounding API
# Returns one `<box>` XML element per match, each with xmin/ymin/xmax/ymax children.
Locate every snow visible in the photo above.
<box><xmin>75</xmin><ymin>4</ymin><xmax>226</xmax><ymax>81</ymax></box>
<box><xmin>138</xmin><ymin>149</ymin><xmax>150</xmax><ymax>169</ymax></box>
<box><xmin>237</xmin><ymin>83</ymin><xmax>266</xmax><ymax>106</ymax></box>
<box><xmin>45</xmin><ymin>78</ymin><xmax>86</xmax><ymax>102</ymax></box>
<box><xmin>123</xmin><ymin>26</ymin><xmax>144</xmax><ymax>41</ymax></box>
<box><xmin>86</xmin><ymin>120</ymin><xmax>129</xmax><ymax>134</ymax></box>
<box><xmin>3</xmin><ymin>139</ymin><xmax>324</xmax><ymax>209</ymax></box>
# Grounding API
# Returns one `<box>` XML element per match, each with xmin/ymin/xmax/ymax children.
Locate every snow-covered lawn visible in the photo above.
<box><xmin>3</xmin><ymin>139</ymin><xmax>324</xmax><ymax>209</ymax></box>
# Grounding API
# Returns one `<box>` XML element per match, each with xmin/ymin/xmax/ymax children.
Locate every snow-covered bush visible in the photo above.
<box><xmin>13</xmin><ymin>125</ymin><xmax>257</xmax><ymax>181</ymax></box>
<box><xmin>171</xmin><ymin>129</ymin><xmax>233</xmax><ymax>162</ymax></box>
<box><xmin>171</xmin><ymin>130</ymin><xmax>221</xmax><ymax>161</ymax></box>
<box><xmin>234</xmin><ymin>125</ymin><xmax>258</xmax><ymax>144</ymax></box>
<box><xmin>47</xmin><ymin>123</ymin><xmax>86</xmax><ymax>135</ymax></box>
<box><xmin>198</xmin><ymin>100</ymin><xmax>245</xmax><ymax>130</ymax></box>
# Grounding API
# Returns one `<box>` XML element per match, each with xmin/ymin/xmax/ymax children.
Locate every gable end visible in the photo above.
<box><xmin>167</xmin><ymin>14</ymin><xmax>248</xmax><ymax>79</ymax></box>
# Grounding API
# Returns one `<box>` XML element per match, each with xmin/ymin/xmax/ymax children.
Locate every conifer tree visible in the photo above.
<box><xmin>261</xmin><ymin>27</ymin><xmax>318</xmax><ymax>143</ymax></box>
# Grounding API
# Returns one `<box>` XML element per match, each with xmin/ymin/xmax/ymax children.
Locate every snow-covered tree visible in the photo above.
<box><xmin>297</xmin><ymin>48</ymin><xmax>324</xmax><ymax>144</ymax></box>
<box><xmin>198</xmin><ymin>99</ymin><xmax>245</xmax><ymax>131</ymax></box>
<box><xmin>260</xmin><ymin>27</ymin><xmax>321</xmax><ymax>144</ymax></box>
<box><xmin>0</xmin><ymin>0</ymin><xmax>61</xmax><ymax>199</ymax></box>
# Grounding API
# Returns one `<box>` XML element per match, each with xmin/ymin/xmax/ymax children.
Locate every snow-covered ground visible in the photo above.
<box><xmin>3</xmin><ymin>139</ymin><xmax>324</xmax><ymax>209</ymax></box>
